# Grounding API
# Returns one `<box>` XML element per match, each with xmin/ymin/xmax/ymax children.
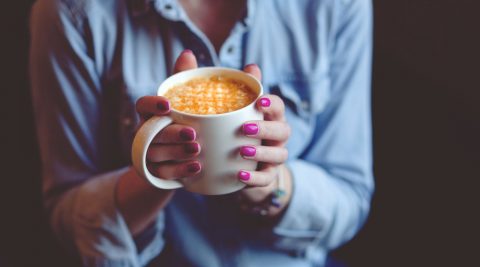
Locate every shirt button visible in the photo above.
<box><xmin>164</xmin><ymin>4</ymin><xmax>173</xmax><ymax>10</ymax></box>
<box><xmin>227</xmin><ymin>46</ymin><xmax>234</xmax><ymax>54</ymax></box>
<box><xmin>301</xmin><ymin>100</ymin><xmax>310</xmax><ymax>110</ymax></box>
<box><xmin>198</xmin><ymin>53</ymin><xmax>206</xmax><ymax>61</ymax></box>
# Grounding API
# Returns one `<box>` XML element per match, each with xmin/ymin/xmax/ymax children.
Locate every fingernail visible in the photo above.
<box><xmin>259</xmin><ymin>97</ymin><xmax>271</xmax><ymax>107</ymax></box>
<box><xmin>183</xmin><ymin>49</ymin><xmax>193</xmax><ymax>55</ymax></box>
<box><xmin>243</xmin><ymin>123</ymin><xmax>259</xmax><ymax>135</ymax></box>
<box><xmin>157</xmin><ymin>101</ymin><xmax>170</xmax><ymax>112</ymax></box>
<box><xmin>184</xmin><ymin>143</ymin><xmax>200</xmax><ymax>154</ymax></box>
<box><xmin>187</xmin><ymin>162</ymin><xmax>201</xmax><ymax>173</ymax></box>
<box><xmin>245</xmin><ymin>63</ymin><xmax>258</xmax><ymax>69</ymax></box>
<box><xmin>179</xmin><ymin>128</ymin><xmax>196</xmax><ymax>141</ymax></box>
<box><xmin>238</xmin><ymin>170</ymin><xmax>251</xmax><ymax>181</ymax></box>
<box><xmin>240</xmin><ymin>146</ymin><xmax>256</xmax><ymax>157</ymax></box>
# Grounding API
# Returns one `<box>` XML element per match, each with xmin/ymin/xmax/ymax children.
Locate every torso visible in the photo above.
<box><xmin>178</xmin><ymin>0</ymin><xmax>247</xmax><ymax>52</ymax></box>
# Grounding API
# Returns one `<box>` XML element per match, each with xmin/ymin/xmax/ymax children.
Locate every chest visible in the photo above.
<box><xmin>96</xmin><ymin>4</ymin><xmax>332</xmax><ymax>163</ymax></box>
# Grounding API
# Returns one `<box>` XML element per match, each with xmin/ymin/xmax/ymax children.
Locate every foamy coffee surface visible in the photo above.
<box><xmin>164</xmin><ymin>76</ymin><xmax>257</xmax><ymax>115</ymax></box>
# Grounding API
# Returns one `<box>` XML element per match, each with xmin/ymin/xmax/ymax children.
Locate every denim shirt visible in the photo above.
<box><xmin>30</xmin><ymin>0</ymin><xmax>374</xmax><ymax>266</ymax></box>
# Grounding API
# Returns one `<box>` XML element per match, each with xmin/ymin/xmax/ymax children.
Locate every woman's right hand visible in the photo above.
<box><xmin>135</xmin><ymin>50</ymin><xmax>201</xmax><ymax>181</ymax></box>
<box><xmin>135</xmin><ymin>96</ymin><xmax>202</xmax><ymax>180</ymax></box>
<box><xmin>116</xmin><ymin>50</ymin><xmax>199</xmax><ymax>236</ymax></box>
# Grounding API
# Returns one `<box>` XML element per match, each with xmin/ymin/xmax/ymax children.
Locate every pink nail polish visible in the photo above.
<box><xmin>238</xmin><ymin>170</ymin><xmax>250</xmax><ymax>181</ymax></box>
<box><xmin>240</xmin><ymin>146</ymin><xmax>256</xmax><ymax>157</ymax></box>
<box><xmin>157</xmin><ymin>101</ymin><xmax>170</xmax><ymax>112</ymax></box>
<box><xmin>259</xmin><ymin>97</ymin><xmax>271</xmax><ymax>107</ymax></box>
<box><xmin>184</xmin><ymin>143</ymin><xmax>200</xmax><ymax>154</ymax></box>
<box><xmin>179</xmin><ymin>128</ymin><xmax>196</xmax><ymax>141</ymax></box>
<box><xmin>187</xmin><ymin>162</ymin><xmax>201</xmax><ymax>173</ymax></box>
<box><xmin>242</xmin><ymin>123</ymin><xmax>258</xmax><ymax>135</ymax></box>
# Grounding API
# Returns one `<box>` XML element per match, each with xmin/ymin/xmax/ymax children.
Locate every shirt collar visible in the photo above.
<box><xmin>128</xmin><ymin>0</ymin><xmax>153</xmax><ymax>17</ymax></box>
<box><xmin>129</xmin><ymin>0</ymin><xmax>256</xmax><ymax>27</ymax></box>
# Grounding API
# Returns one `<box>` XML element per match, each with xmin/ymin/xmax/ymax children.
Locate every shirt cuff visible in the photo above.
<box><xmin>270</xmin><ymin>159</ymin><xmax>371</xmax><ymax>252</ymax></box>
<box><xmin>269</xmin><ymin>160</ymin><xmax>330</xmax><ymax>250</ymax></box>
<box><xmin>53</xmin><ymin>167</ymin><xmax>165</xmax><ymax>266</ymax></box>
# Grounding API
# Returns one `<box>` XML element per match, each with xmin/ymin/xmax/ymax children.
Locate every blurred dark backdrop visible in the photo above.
<box><xmin>3</xmin><ymin>0</ymin><xmax>479</xmax><ymax>266</ymax></box>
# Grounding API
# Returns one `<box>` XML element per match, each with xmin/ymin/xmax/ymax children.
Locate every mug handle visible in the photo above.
<box><xmin>132</xmin><ymin>116</ymin><xmax>184</xmax><ymax>189</ymax></box>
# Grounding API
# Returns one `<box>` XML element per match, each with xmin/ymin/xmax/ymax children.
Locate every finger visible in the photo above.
<box><xmin>136</xmin><ymin>96</ymin><xmax>170</xmax><ymax>120</ymax></box>
<box><xmin>243</xmin><ymin>63</ymin><xmax>262</xmax><ymax>82</ymax></box>
<box><xmin>147</xmin><ymin>142</ymin><xmax>201</xmax><ymax>162</ymax></box>
<box><xmin>173</xmin><ymin>50</ymin><xmax>198</xmax><ymax>74</ymax></box>
<box><xmin>239</xmin><ymin>145</ymin><xmax>288</xmax><ymax>164</ymax></box>
<box><xmin>238</xmin><ymin>185</ymin><xmax>273</xmax><ymax>203</ymax></box>
<box><xmin>237</xmin><ymin>167</ymin><xmax>276</xmax><ymax>187</ymax></box>
<box><xmin>148</xmin><ymin>160</ymin><xmax>202</xmax><ymax>180</ymax></box>
<box><xmin>242</xmin><ymin>120</ymin><xmax>291</xmax><ymax>142</ymax></box>
<box><xmin>152</xmin><ymin>125</ymin><xmax>196</xmax><ymax>144</ymax></box>
<box><xmin>255</xmin><ymin>94</ymin><xmax>286</xmax><ymax>121</ymax></box>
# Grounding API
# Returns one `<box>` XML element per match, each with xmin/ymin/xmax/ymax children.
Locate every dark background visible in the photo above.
<box><xmin>3</xmin><ymin>0</ymin><xmax>479</xmax><ymax>266</ymax></box>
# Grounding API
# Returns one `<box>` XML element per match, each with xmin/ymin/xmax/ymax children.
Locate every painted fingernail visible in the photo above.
<box><xmin>183</xmin><ymin>49</ymin><xmax>193</xmax><ymax>55</ymax></box>
<box><xmin>242</xmin><ymin>123</ymin><xmax>258</xmax><ymax>135</ymax></box>
<box><xmin>184</xmin><ymin>143</ymin><xmax>200</xmax><ymax>154</ymax></box>
<box><xmin>238</xmin><ymin>170</ymin><xmax>251</xmax><ymax>181</ymax></box>
<box><xmin>157</xmin><ymin>101</ymin><xmax>170</xmax><ymax>112</ymax></box>
<box><xmin>240</xmin><ymin>146</ymin><xmax>256</xmax><ymax>157</ymax></box>
<box><xmin>259</xmin><ymin>97</ymin><xmax>271</xmax><ymax>107</ymax></box>
<box><xmin>179</xmin><ymin>128</ymin><xmax>196</xmax><ymax>141</ymax></box>
<box><xmin>187</xmin><ymin>162</ymin><xmax>201</xmax><ymax>173</ymax></box>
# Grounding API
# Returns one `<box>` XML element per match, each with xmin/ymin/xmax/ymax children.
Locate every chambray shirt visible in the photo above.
<box><xmin>30</xmin><ymin>0</ymin><xmax>374</xmax><ymax>266</ymax></box>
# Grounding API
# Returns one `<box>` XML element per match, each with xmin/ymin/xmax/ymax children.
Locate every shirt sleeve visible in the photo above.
<box><xmin>269</xmin><ymin>0</ymin><xmax>374</xmax><ymax>252</ymax></box>
<box><xmin>29</xmin><ymin>0</ymin><xmax>164</xmax><ymax>265</ymax></box>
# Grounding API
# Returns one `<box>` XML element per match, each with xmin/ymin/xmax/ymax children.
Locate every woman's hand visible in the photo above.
<box><xmin>135</xmin><ymin>99</ymin><xmax>202</xmax><ymax>180</ymax></box>
<box><xmin>237</xmin><ymin>64</ymin><xmax>293</xmax><ymax>217</ymax></box>
<box><xmin>116</xmin><ymin>50</ymin><xmax>200</xmax><ymax>236</ymax></box>
<box><xmin>135</xmin><ymin>50</ymin><xmax>203</xmax><ymax>181</ymax></box>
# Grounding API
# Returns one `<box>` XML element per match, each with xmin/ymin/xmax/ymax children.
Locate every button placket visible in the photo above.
<box><xmin>301</xmin><ymin>100</ymin><xmax>310</xmax><ymax>111</ymax></box>
<box><xmin>219</xmin><ymin>35</ymin><xmax>242</xmax><ymax>68</ymax></box>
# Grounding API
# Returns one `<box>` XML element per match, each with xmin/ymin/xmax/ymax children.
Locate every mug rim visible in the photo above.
<box><xmin>157</xmin><ymin>67</ymin><xmax>263</xmax><ymax>118</ymax></box>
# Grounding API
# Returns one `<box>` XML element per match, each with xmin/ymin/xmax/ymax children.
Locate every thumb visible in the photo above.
<box><xmin>173</xmin><ymin>50</ymin><xmax>198</xmax><ymax>74</ymax></box>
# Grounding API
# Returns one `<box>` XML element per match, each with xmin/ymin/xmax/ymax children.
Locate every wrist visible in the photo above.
<box><xmin>115</xmin><ymin>167</ymin><xmax>174</xmax><ymax>236</ymax></box>
<box><xmin>266</xmin><ymin>164</ymin><xmax>293</xmax><ymax>217</ymax></box>
<box><xmin>238</xmin><ymin>164</ymin><xmax>293</xmax><ymax>218</ymax></box>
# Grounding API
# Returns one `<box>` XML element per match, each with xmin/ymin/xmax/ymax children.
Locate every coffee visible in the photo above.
<box><xmin>164</xmin><ymin>76</ymin><xmax>257</xmax><ymax>115</ymax></box>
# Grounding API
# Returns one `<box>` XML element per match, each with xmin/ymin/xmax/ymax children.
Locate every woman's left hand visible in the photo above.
<box><xmin>237</xmin><ymin>64</ymin><xmax>293</xmax><ymax>217</ymax></box>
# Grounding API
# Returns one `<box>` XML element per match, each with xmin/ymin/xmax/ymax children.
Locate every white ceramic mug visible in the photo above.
<box><xmin>132</xmin><ymin>67</ymin><xmax>263</xmax><ymax>195</ymax></box>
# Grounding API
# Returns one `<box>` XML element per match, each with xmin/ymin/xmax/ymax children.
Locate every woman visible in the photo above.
<box><xmin>30</xmin><ymin>0</ymin><xmax>374</xmax><ymax>266</ymax></box>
